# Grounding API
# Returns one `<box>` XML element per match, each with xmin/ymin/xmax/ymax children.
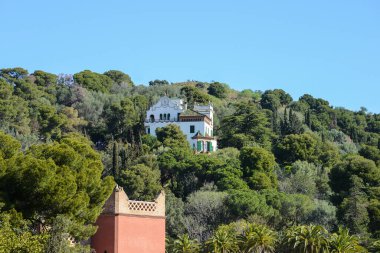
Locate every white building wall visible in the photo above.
<box><xmin>193</xmin><ymin>104</ymin><xmax>214</xmax><ymax>123</ymax></box>
<box><xmin>145</xmin><ymin>121</ymin><xmax>212</xmax><ymax>147</ymax></box>
<box><xmin>144</xmin><ymin>97</ymin><xmax>217</xmax><ymax>151</ymax></box>
<box><xmin>146</xmin><ymin>97</ymin><xmax>185</xmax><ymax>122</ymax></box>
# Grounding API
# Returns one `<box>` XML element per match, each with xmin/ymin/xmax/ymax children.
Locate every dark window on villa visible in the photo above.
<box><xmin>167</xmin><ymin>113</ymin><xmax>170</xmax><ymax>120</ymax></box>
<box><xmin>160</xmin><ymin>114</ymin><xmax>162</xmax><ymax>120</ymax></box>
<box><xmin>147</xmin><ymin>127</ymin><xmax>150</xmax><ymax>134</ymax></box>
<box><xmin>150</xmin><ymin>115</ymin><xmax>155</xmax><ymax>122</ymax></box>
<box><xmin>164</xmin><ymin>114</ymin><xmax>166</xmax><ymax>120</ymax></box>
<box><xmin>190</xmin><ymin>125</ymin><xmax>195</xmax><ymax>133</ymax></box>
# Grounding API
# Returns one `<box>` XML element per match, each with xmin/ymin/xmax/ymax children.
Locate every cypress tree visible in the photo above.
<box><xmin>283</xmin><ymin>107</ymin><xmax>288</xmax><ymax>125</ymax></box>
<box><xmin>280</xmin><ymin>107</ymin><xmax>289</xmax><ymax>135</ymax></box>
<box><xmin>289</xmin><ymin>109</ymin><xmax>303</xmax><ymax>134</ymax></box>
<box><xmin>121</xmin><ymin>144</ymin><xmax>126</xmax><ymax>170</ymax></box>
<box><xmin>112</xmin><ymin>141</ymin><xmax>119</xmax><ymax>178</ymax></box>
<box><xmin>272</xmin><ymin>110</ymin><xmax>281</xmax><ymax>135</ymax></box>
<box><xmin>305</xmin><ymin>109</ymin><xmax>312</xmax><ymax>129</ymax></box>
<box><xmin>289</xmin><ymin>108</ymin><xmax>294</xmax><ymax>128</ymax></box>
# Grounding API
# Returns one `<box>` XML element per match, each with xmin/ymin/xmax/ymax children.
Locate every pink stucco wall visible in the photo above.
<box><xmin>91</xmin><ymin>214</ymin><xmax>165</xmax><ymax>253</ymax></box>
<box><xmin>91</xmin><ymin>215</ymin><xmax>115</xmax><ymax>253</ymax></box>
<box><xmin>117</xmin><ymin>215</ymin><xmax>165</xmax><ymax>253</ymax></box>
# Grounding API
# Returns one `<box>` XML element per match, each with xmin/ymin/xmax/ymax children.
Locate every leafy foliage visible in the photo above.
<box><xmin>0</xmin><ymin>67</ymin><xmax>379</xmax><ymax>251</ymax></box>
<box><xmin>73</xmin><ymin>70</ymin><xmax>114</xmax><ymax>93</ymax></box>
<box><xmin>120</xmin><ymin>164</ymin><xmax>162</xmax><ymax>201</ymax></box>
<box><xmin>207</xmin><ymin>82</ymin><xmax>228</xmax><ymax>99</ymax></box>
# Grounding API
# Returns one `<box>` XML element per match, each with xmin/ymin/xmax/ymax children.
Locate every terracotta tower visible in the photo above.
<box><xmin>91</xmin><ymin>186</ymin><xmax>165</xmax><ymax>253</ymax></box>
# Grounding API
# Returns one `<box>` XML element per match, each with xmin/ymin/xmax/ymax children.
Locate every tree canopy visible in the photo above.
<box><xmin>0</xmin><ymin>67</ymin><xmax>379</xmax><ymax>251</ymax></box>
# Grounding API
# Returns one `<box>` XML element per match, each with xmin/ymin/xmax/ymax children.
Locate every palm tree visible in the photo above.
<box><xmin>172</xmin><ymin>234</ymin><xmax>200</xmax><ymax>253</ymax></box>
<box><xmin>239</xmin><ymin>223</ymin><xmax>277</xmax><ymax>253</ymax></box>
<box><xmin>205</xmin><ymin>225</ymin><xmax>239</xmax><ymax>253</ymax></box>
<box><xmin>368</xmin><ymin>240</ymin><xmax>380</xmax><ymax>253</ymax></box>
<box><xmin>282</xmin><ymin>225</ymin><xmax>329</xmax><ymax>253</ymax></box>
<box><xmin>328</xmin><ymin>227</ymin><xmax>367</xmax><ymax>253</ymax></box>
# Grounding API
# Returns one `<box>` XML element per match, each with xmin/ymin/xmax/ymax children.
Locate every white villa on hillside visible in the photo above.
<box><xmin>145</xmin><ymin>96</ymin><xmax>217</xmax><ymax>152</ymax></box>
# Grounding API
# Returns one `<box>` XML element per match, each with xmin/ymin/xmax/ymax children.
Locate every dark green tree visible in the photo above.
<box><xmin>104</xmin><ymin>70</ymin><xmax>133</xmax><ymax>87</ymax></box>
<box><xmin>261</xmin><ymin>93</ymin><xmax>281</xmax><ymax>112</ymax></box>
<box><xmin>165</xmin><ymin>190</ymin><xmax>186</xmax><ymax>238</ymax></box>
<box><xmin>261</xmin><ymin>89</ymin><xmax>292</xmax><ymax>111</ymax></box>
<box><xmin>207</xmin><ymin>82</ymin><xmax>228</xmax><ymax>99</ymax></box>
<box><xmin>148</xmin><ymin>79</ymin><xmax>169</xmax><ymax>86</ymax></box>
<box><xmin>275</xmin><ymin>133</ymin><xmax>319</xmax><ymax>165</ymax></box>
<box><xmin>219</xmin><ymin>102</ymin><xmax>273</xmax><ymax>149</ymax></box>
<box><xmin>330</xmin><ymin>155</ymin><xmax>379</xmax><ymax>205</ymax></box>
<box><xmin>359</xmin><ymin>145</ymin><xmax>380</xmax><ymax>167</ymax></box>
<box><xmin>104</xmin><ymin>97</ymin><xmax>139</xmax><ymax>141</ymax></box>
<box><xmin>240</xmin><ymin>146</ymin><xmax>277</xmax><ymax>190</ymax></box>
<box><xmin>32</xmin><ymin>70</ymin><xmax>58</xmax><ymax>87</ymax></box>
<box><xmin>0</xmin><ymin>67</ymin><xmax>28</xmax><ymax>81</ymax></box>
<box><xmin>180</xmin><ymin>86</ymin><xmax>210</xmax><ymax>106</ymax></box>
<box><xmin>338</xmin><ymin>176</ymin><xmax>370</xmax><ymax>236</ymax></box>
<box><xmin>156</xmin><ymin>124</ymin><xmax>190</xmax><ymax>150</ymax></box>
<box><xmin>120</xmin><ymin>164</ymin><xmax>162</xmax><ymax>201</ymax></box>
<box><xmin>226</xmin><ymin>189</ymin><xmax>274</xmax><ymax>221</ymax></box>
<box><xmin>112</xmin><ymin>141</ymin><xmax>119</xmax><ymax>178</ymax></box>
<box><xmin>73</xmin><ymin>70</ymin><xmax>114</xmax><ymax>93</ymax></box>
<box><xmin>0</xmin><ymin>131</ymin><xmax>21</xmax><ymax>159</ymax></box>
<box><xmin>0</xmin><ymin>133</ymin><xmax>114</xmax><ymax>240</ymax></box>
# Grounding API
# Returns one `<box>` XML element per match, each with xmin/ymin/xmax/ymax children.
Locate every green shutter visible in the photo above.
<box><xmin>210</xmin><ymin>142</ymin><xmax>213</xmax><ymax>152</ymax></box>
<box><xmin>197</xmin><ymin>141</ymin><xmax>202</xmax><ymax>151</ymax></box>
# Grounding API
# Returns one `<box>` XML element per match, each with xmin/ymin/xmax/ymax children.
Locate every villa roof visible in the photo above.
<box><xmin>180</xmin><ymin>109</ymin><xmax>205</xmax><ymax>117</ymax></box>
<box><xmin>191</xmin><ymin>131</ymin><xmax>215</xmax><ymax>140</ymax></box>
<box><xmin>180</xmin><ymin>109</ymin><xmax>212</xmax><ymax>124</ymax></box>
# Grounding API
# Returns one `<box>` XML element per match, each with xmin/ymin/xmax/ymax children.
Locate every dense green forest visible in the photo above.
<box><xmin>0</xmin><ymin>67</ymin><xmax>379</xmax><ymax>252</ymax></box>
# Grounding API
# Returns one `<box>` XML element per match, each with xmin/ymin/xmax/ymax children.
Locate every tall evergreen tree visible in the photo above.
<box><xmin>338</xmin><ymin>177</ymin><xmax>370</xmax><ymax>236</ymax></box>
<box><xmin>112</xmin><ymin>141</ymin><xmax>119</xmax><ymax>178</ymax></box>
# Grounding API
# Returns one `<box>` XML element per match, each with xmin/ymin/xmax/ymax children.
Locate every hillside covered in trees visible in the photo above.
<box><xmin>0</xmin><ymin>67</ymin><xmax>379</xmax><ymax>252</ymax></box>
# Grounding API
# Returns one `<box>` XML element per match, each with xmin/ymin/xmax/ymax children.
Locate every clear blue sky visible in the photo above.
<box><xmin>1</xmin><ymin>0</ymin><xmax>379</xmax><ymax>112</ymax></box>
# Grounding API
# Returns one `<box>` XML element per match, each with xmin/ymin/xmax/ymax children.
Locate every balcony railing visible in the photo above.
<box><xmin>145</xmin><ymin>118</ymin><xmax>179</xmax><ymax>123</ymax></box>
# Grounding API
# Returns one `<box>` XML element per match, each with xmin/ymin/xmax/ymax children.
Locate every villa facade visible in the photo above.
<box><xmin>144</xmin><ymin>96</ymin><xmax>217</xmax><ymax>152</ymax></box>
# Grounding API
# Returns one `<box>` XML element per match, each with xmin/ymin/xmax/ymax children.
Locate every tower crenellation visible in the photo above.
<box><xmin>91</xmin><ymin>186</ymin><xmax>166</xmax><ymax>253</ymax></box>
<box><xmin>102</xmin><ymin>186</ymin><xmax>165</xmax><ymax>217</ymax></box>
